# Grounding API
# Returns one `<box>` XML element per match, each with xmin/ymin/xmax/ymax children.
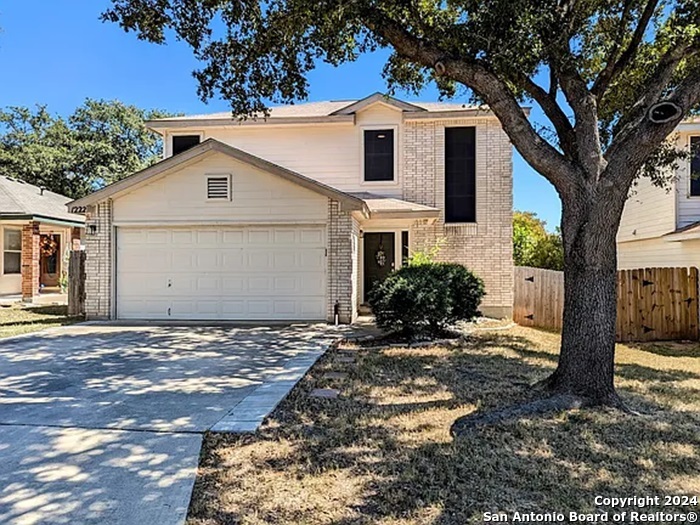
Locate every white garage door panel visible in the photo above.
<box><xmin>117</xmin><ymin>226</ymin><xmax>327</xmax><ymax>320</ymax></box>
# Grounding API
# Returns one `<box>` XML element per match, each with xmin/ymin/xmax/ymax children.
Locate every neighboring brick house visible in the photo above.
<box><xmin>0</xmin><ymin>176</ymin><xmax>84</xmax><ymax>301</ymax></box>
<box><xmin>68</xmin><ymin>93</ymin><xmax>515</xmax><ymax>323</ymax></box>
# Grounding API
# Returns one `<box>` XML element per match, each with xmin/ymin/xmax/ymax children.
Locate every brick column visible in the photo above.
<box><xmin>70</xmin><ymin>227</ymin><xmax>82</xmax><ymax>250</ymax></box>
<box><xmin>21</xmin><ymin>221</ymin><xmax>41</xmax><ymax>302</ymax></box>
<box><xmin>327</xmin><ymin>199</ymin><xmax>358</xmax><ymax>323</ymax></box>
<box><xmin>84</xmin><ymin>200</ymin><xmax>113</xmax><ymax>319</ymax></box>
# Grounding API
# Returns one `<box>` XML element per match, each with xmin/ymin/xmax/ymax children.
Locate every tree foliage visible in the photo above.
<box><xmin>0</xmin><ymin>100</ymin><xmax>173</xmax><ymax>198</ymax></box>
<box><xmin>514</xmin><ymin>211</ymin><xmax>564</xmax><ymax>271</ymax></box>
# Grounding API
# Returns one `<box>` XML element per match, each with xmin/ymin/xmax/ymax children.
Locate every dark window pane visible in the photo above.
<box><xmin>172</xmin><ymin>135</ymin><xmax>201</xmax><ymax>156</ymax></box>
<box><xmin>691</xmin><ymin>137</ymin><xmax>700</xmax><ymax>196</ymax></box>
<box><xmin>364</xmin><ymin>129</ymin><xmax>394</xmax><ymax>181</ymax></box>
<box><xmin>3</xmin><ymin>252</ymin><xmax>20</xmax><ymax>274</ymax></box>
<box><xmin>445</xmin><ymin>127</ymin><xmax>476</xmax><ymax>223</ymax></box>
<box><xmin>401</xmin><ymin>231</ymin><xmax>409</xmax><ymax>264</ymax></box>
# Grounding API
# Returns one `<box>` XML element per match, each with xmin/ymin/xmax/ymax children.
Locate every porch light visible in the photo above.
<box><xmin>86</xmin><ymin>222</ymin><xmax>98</xmax><ymax>236</ymax></box>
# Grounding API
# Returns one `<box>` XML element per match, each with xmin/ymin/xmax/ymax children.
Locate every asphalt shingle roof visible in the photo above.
<box><xmin>0</xmin><ymin>176</ymin><xmax>85</xmax><ymax>224</ymax></box>
<box><xmin>153</xmin><ymin>99</ymin><xmax>479</xmax><ymax>122</ymax></box>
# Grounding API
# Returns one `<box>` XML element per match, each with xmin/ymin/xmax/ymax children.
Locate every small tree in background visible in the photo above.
<box><xmin>514</xmin><ymin>211</ymin><xmax>564</xmax><ymax>271</ymax></box>
<box><xmin>0</xmin><ymin>100</ymin><xmax>174</xmax><ymax>199</ymax></box>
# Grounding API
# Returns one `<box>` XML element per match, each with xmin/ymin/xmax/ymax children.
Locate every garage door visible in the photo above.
<box><xmin>116</xmin><ymin>226</ymin><xmax>327</xmax><ymax>320</ymax></box>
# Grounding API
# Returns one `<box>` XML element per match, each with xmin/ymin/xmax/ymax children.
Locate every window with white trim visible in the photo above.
<box><xmin>207</xmin><ymin>175</ymin><xmax>232</xmax><ymax>201</ymax></box>
<box><xmin>3</xmin><ymin>228</ymin><xmax>21</xmax><ymax>274</ymax></box>
<box><xmin>364</xmin><ymin>129</ymin><xmax>395</xmax><ymax>182</ymax></box>
<box><xmin>690</xmin><ymin>136</ymin><xmax>700</xmax><ymax>196</ymax></box>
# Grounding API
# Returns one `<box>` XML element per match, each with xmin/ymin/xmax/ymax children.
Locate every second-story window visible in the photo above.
<box><xmin>691</xmin><ymin>136</ymin><xmax>700</xmax><ymax>196</ymax></box>
<box><xmin>445</xmin><ymin>126</ymin><xmax>476</xmax><ymax>223</ymax></box>
<box><xmin>364</xmin><ymin>129</ymin><xmax>394</xmax><ymax>182</ymax></box>
<box><xmin>172</xmin><ymin>135</ymin><xmax>201</xmax><ymax>156</ymax></box>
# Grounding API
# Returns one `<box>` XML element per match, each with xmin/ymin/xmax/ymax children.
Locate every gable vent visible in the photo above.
<box><xmin>207</xmin><ymin>176</ymin><xmax>231</xmax><ymax>200</ymax></box>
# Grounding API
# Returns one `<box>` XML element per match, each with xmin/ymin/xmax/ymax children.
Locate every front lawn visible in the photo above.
<box><xmin>0</xmin><ymin>304</ymin><xmax>82</xmax><ymax>338</ymax></box>
<box><xmin>188</xmin><ymin>326</ymin><xmax>700</xmax><ymax>524</ymax></box>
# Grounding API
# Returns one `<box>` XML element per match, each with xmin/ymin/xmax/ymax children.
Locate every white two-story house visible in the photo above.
<box><xmin>69</xmin><ymin>93</ymin><xmax>514</xmax><ymax>323</ymax></box>
<box><xmin>618</xmin><ymin>119</ymin><xmax>700</xmax><ymax>270</ymax></box>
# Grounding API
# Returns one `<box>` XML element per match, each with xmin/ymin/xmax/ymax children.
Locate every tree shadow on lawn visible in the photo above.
<box><xmin>189</xmin><ymin>331</ymin><xmax>700</xmax><ymax>525</ymax></box>
<box><xmin>624</xmin><ymin>340</ymin><xmax>700</xmax><ymax>359</ymax></box>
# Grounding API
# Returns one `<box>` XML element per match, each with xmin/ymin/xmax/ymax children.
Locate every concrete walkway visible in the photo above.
<box><xmin>0</xmin><ymin>323</ymin><xmax>345</xmax><ymax>524</ymax></box>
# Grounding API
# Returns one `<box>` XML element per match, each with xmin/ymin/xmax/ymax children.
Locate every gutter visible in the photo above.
<box><xmin>147</xmin><ymin>114</ymin><xmax>356</xmax><ymax>131</ymax></box>
<box><xmin>0</xmin><ymin>214</ymin><xmax>85</xmax><ymax>228</ymax></box>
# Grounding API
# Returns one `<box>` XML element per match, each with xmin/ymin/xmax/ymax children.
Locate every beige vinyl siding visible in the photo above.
<box><xmin>112</xmin><ymin>152</ymin><xmax>328</xmax><ymax>224</ymax></box>
<box><xmin>675</xmin><ymin>131</ymin><xmax>700</xmax><ymax>228</ymax></box>
<box><xmin>163</xmin><ymin>105</ymin><xmax>405</xmax><ymax>198</ymax></box>
<box><xmin>618</xmin><ymin>173</ymin><xmax>676</xmax><ymax>243</ymax></box>
<box><xmin>618</xmin><ymin>237</ymin><xmax>700</xmax><ymax>269</ymax></box>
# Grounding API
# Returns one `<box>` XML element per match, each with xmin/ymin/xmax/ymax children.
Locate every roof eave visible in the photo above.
<box><xmin>146</xmin><ymin>114</ymin><xmax>356</xmax><ymax>131</ymax></box>
<box><xmin>0</xmin><ymin>214</ymin><xmax>85</xmax><ymax>227</ymax></box>
<box><xmin>664</xmin><ymin>230</ymin><xmax>700</xmax><ymax>242</ymax></box>
<box><xmin>368</xmin><ymin>210</ymin><xmax>440</xmax><ymax>220</ymax></box>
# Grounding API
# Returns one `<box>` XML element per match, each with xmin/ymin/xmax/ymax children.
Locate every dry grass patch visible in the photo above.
<box><xmin>0</xmin><ymin>304</ymin><xmax>81</xmax><ymax>338</ymax></box>
<box><xmin>188</xmin><ymin>326</ymin><xmax>700</xmax><ymax>525</ymax></box>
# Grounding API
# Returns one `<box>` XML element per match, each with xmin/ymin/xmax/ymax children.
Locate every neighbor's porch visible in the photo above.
<box><xmin>0</xmin><ymin>220</ymin><xmax>82</xmax><ymax>303</ymax></box>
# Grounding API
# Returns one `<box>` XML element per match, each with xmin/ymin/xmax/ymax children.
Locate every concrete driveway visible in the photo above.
<box><xmin>0</xmin><ymin>323</ymin><xmax>344</xmax><ymax>525</ymax></box>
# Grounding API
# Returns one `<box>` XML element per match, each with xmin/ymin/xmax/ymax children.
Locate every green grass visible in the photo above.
<box><xmin>0</xmin><ymin>304</ymin><xmax>82</xmax><ymax>338</ymax></box>
<box><xmin>187</xmin><ymin>326</ymin><xmax>700</xmax><ymax>525</ymax></box>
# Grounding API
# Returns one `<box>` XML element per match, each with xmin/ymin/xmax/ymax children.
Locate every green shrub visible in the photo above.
<box><xmin>368</xmin><ymin>262</ymin><xmax>485</xmax><ymax>339</ymax></box>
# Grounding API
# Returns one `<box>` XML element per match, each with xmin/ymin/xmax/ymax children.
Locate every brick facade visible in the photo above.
<box><xmin>327</xmin><ymin>199</ymin><xmax>359</xmax><ymax>323</ymax></box>
<box><xmin>84</xmin><ymin>200</ymin><xmax>113</xmax><ymax>319</ymax></box>
<box><xmin>403</xmin><ymin>118</ymin><xmax>514</xmax><ymax>318</ymax></box>
<box><xmin>21</xmin><ymin>221</ymin><xmax>40</xmax><ymax>302</ymax></box>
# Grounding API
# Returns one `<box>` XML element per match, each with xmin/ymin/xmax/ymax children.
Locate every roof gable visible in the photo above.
<box><xmin>69</xmin><ymin>139</ymin><xmax>366</xmax><ymax>212</ymax></box>
<box><xmin>330</xmin><ymin>93</ymin><xmax>427</xmax><ymax>115</ymax></box>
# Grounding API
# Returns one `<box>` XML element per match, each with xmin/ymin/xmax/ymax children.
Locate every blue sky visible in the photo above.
<box><xmin>0</xmin><ymin>0</ymin><xmax>561</xmax><ymax>229</ymax></box>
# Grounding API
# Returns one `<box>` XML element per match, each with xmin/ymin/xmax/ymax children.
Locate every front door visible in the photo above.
<box><xmin>363</xmin><ymin>232</ymin><xmax>395</xmax><ymax>302</ymax></box>
<box><xmin>40</xmin><ymin>234</ymin><xmax>61</xmax><ymax>288</ymax></box>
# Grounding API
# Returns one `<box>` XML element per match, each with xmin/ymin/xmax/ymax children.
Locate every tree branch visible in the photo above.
<box><xmin>592</xmin><ymin>0</ymin><xmax>659</xmax><ymax>98</ymax></box>
<box><xmin>552</xmin><ymin>51</ymin><xmax>605</xmax><ymax>178</ymax></box>
<box><xmin>516</xmin><ymin>73</ymin><xmax>577</xmax><ymax>159</ymax></box>
<box><xmin>366</xmin><ymin>17</ymin><xmax>580</xmax><ymax>193</ymax></box>
<box><xmin>604</xmin><ymin>64</ymin><xmax>700</xmax><ymax>196</ymax></box>
<box><xmin>610</xmin><ymin>42</ymin><xmax>697</xmax><ymax>150</ymax></box>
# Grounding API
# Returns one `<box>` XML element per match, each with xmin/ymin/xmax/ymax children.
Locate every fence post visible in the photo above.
<box><xmin>67</xmin><ymin>250</ymin><xmax>86</xmax><ymax>317</ymax></box>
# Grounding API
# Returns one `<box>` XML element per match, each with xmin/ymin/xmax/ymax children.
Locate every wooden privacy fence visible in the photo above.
<box><xmin>67</xmin><ymin>250</ymin><xmax>86</xmax><ymax>317</ymax></box>
<box><xmin>513</xmin><ymin>266</ymin><xmax>699</xmax><ymax>342</ymax></box>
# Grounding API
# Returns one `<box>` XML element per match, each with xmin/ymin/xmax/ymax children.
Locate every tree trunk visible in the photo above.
<box><xmin>545</xmin><ymin>195</ymin><xmax>623</xmax><ymax>406</ymax></box>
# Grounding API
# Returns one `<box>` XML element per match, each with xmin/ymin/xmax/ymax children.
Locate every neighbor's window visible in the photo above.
<box><xmin>364</xmin><ymin>129</ymin><xmax>395</xmax><ymax>182</ymax></box>
<box><xmin>691</xmin><ymin>136</ymin><xmax>700</xmax><ymax>196</ymax></box>
<box><xmin>445</xmin><ymin>126</ymin><xmax>476</xmax><ymax>223</ymax></box>
<box><xmin>172</xmin><ymin>135</ymin><xmax>201</xmax><ymax>156</ymax></box>
<box><xmin>3</xmin><ymin>228</ymin><xmax>21</xmax><ymax>275</ymax></box>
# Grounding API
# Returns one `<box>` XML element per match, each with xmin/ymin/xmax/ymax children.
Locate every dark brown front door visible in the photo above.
<box><xmin>40</xmin><ymin>234</ymin><xmax>61</xmax><ymax>288</ymax></box>
<box><xmin>363</xmin><ymin>232</ymin><xmax>395</xmax><ymax>302</ymax></box>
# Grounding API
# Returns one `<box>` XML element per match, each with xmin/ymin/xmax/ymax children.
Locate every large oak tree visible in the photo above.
<box><xmin>0</xmin><ymin>100</ymin><xmax>173</xmax><ymax>198</ymax></box>
<box><xmin>103</xmin><ymin>0</ymin><xmax>700</xmax><ymax>413</ymax></box>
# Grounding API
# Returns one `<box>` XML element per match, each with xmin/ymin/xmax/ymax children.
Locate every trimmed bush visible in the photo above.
<box><xmin>368</xmin><ymin>262</ymin><xmax>485</xmax><ymax>339</ymax></box>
